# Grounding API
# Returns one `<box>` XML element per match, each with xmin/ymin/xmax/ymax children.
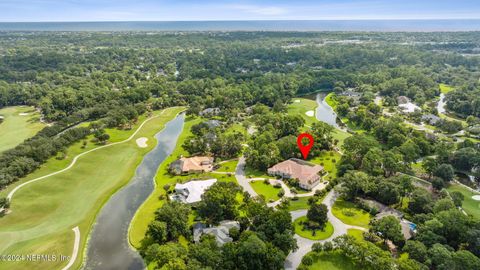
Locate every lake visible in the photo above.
<box><xmin>84</xmin><ymin>113</ymin><xmax>185</xmax><ymax>270</ymax></box>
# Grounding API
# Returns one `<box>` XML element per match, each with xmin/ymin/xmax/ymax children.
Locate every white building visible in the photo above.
<box><xmin>170</xmin><ymin>179</ymin><xmax>217</xmax><ymax>204</ymax></box>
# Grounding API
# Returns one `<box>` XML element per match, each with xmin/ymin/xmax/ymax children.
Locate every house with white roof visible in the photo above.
<box><xmin>170</xmin><ymin>179</ymin><xmax>217</xmax><ymax>204</ymax></box>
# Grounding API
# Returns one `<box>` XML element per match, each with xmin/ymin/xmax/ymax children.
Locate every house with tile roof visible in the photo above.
<box><xmin>267</xmin><ymin>158</ymin><xmax>323</xmax><ymax>190</ymax></box>
<box><xmin>169</xmin><ymin>156</ymin><xmax>214</xmax><ymax>175</ymax></box>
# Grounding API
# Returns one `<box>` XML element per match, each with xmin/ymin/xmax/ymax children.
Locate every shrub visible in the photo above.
<box><xmin>278</xmin><ymin>189</ymin><xmax>285</xmax><ymax>197</ymax></box>
<box><xmin>301</xmin><ymin>254</ymin><xmax>314</xmax><ymax>266</ymax></box>
<box><xmin>312</xmin><ymin>242</ymin><xmax>323</xmax><ymax>252</ymax></box>
<box><xmin>323</xmin><ymin>241</ymin><xmax>334</xmax><ymax>251</ymax></box>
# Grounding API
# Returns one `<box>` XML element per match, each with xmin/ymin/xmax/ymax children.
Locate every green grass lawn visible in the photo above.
<box><xmin>0</xmin><ymin>106</ymin><xmax>45</xmax><ymax>153</ymax></box>
<box><xmin>216</xmin><ymin>159</ymin><xmax>238</xmax><ymax>173</ymax></box>
<box><xmin>303</xmin><ymin>250</ymin><xmax>358</xmax><ymax>270</ymax></box>
<box><xmin>244</xmin><ymin>166</ymin><xmax>271</xmax><ymax>179</ymax></box>
<box><xmin>310</xmin><ymin>151</ymin><xmax>341</xmax><ymax>180</ymax></box>
<box><xmin>0</xmin><ymin>107</ymin><xmax>185</xmax><ymax>270</ymax></box>
<box><xmin>347</xmin><ymin>228</ymin><xmax>365</xmax><ymax>242</ymax></box>
<box><xmin>332</xmin><ymin>199</ymin><xmax>371</xmax><ymax>228</ymax></box>
<box><xmin>287</xmin><ymin>197</ymin><xmax>312</xmax><ymax>211</ymax></box>
<box><xmin>325</xmin><ymin>92</ymin><xmax>338</xmax><ymax>110</ymax></box>
<box><xmin>287</xmin><ymin>98</ymin><xmax>318</xmax><ymax>126</ymax></box>
<box><xmin>439</xmin><ymin>83</ymin><xmax>454</xmax><ymax>94</ymax></box>
<box><xmin>250</xmin><ymin>180</ymin><xmax>281</xmax><ymax>202</ymax></box>
<box><xmin>332</xmin><ymin>129</ymin><xmax>351</xmax><ymax>149</ymax></box>
<box><xmin>294</xmin><ymin>216</ymin><xmax>334</xmax><ymax>240</ymax></box>
<box><xmin>447</xmin><ymin>184</ymin><xmax>480</xmax><ymax>218</ymax></box>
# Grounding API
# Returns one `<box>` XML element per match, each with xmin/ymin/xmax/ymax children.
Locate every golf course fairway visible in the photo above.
<box><xmin>0</xmin><ymin>107</ymin><xmax>185</xmax><ymax>270</ymax></box>
<box><xmin>0</xmin><ymin>106</ymin><xmax>45</xmax><ymax>153</ymax></box>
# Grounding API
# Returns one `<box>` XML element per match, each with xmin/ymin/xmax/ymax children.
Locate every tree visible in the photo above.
<box><xmin>433</xmin><ymin>198</ymin><xmax>455</xmax><ymax>213</ymax></box>
<box><xmin>197</xmin><ymin>182</ymin><xmax>240</xmax><ymax>224</ymax></box>
<box><xmin>144</xmin><ymin>242</ymin><xmax>187</xmax><ymax>267</ymax></box>
<box><xmin>376</xmin><ymin>181</ymin><xmax>400</xmax><ymax>205</ymax></box>
<box><xmin>361</xmin><ymin>148</ymin><xmax>384</xmax><ymax>176</ymax></box>
<box><xmin>371</xmin><ymin>216</ymin><xmax>404</xmax><ymax>245</ymax></box>
<box><xmin>450</xmin><ymin>191</ymin><xmax>464</xmax><ymax>207</ymax></box>
<box><xmin>306</xmin><ymin>203</ymin><xmax>328</xmax><ymax>229</ymax></box>
<box><xmin>146</xmin><ymin>221</ymin><xmax>168</xmax><ymax>244</ymax></box>
<box><xmin>422</xmin><ymin>157</ymin><xmax>438</xmax><ymax>179</ymax></box>
<box><xmin>408</xmin><ymin>189</ymin><xmax>433</xmax><ymax>214</ymax></box>
<box><xmin>188</xmin><ymin>235</ymin><xmax>222</xmax><ymax>269</ymax></box>
<box><xmin>403</xmin><ymin>240</ymin><xmax>428</xmax><ymax>263</ymax></box>
<box><xmin>154</xmin><ymin>201</ymin><xmax>191</xmax><ymax>240</ymax></box>
<box><xmin>339</xmin><ymin>170</ymin><xmax>374</xmax><ymax>200</ymax></box>
<box><xmin>433</xmin><ymin>163</ymin><xmax>455</xmax><ymax>182</ymax></box>
<box><xmin>233</xmin><ymin>232</ymin><xmax>286</xmax><ymax>270</ymax></box>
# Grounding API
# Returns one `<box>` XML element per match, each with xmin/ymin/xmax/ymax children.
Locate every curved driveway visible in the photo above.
<box><xmin>234</xmin><ymin>156</ymin><xmax>366</xmax><ymax>270</ymax></box>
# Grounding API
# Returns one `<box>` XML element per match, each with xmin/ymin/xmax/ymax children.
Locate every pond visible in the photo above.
<box><xmin>315</xmin><ymin>93</ymin><xmax>339</xmax><ymax>128</ymax></box>
<box><xmin>84</xmin><ymin>113</ymin><xmax>185</xmax><ymax>270</ymax></box>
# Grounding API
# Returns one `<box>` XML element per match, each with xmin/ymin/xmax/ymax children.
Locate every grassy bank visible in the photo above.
<box><xmin>0</xmin><ymin>107</ymin><xmax>185</xmax><ymax>270</ymax></box>
<box><xmin>294</xmin><ymin>217</ymin><xmax>334</xmax><ymax>240</ymax></box>
<box><xmin>331</xmin><ymin>199</ymin><xmax>371</xmax><ymax>228</ymax></box>
<box><xmin>0</xmin><ymin>106</ymin><xmax>45</xmax><ymax>153</ymax></box>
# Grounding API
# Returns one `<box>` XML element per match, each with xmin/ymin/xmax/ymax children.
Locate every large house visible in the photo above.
<box><xmin>169</xmin><ymin>156</ymin><xmax>214</xmax><ymax>175</ymax></box>
<box><xmin>268</xmin><ymin>159</ymin><xmax>323</xmax><ymax>190</ymax></box>
<box><xmin>193</xmin><ymin>220</ymin><xmax>240</xmax><ymax>246</ymax></box>
<box><xmin>170</xmin><ymin>179</ymin><xmax>217</xmax><ymax>204</ymax></box>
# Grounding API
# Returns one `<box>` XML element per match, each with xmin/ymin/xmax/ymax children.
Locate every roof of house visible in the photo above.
<box><xmin>204</xmin><ymin>120</ymin><xmax>222</xmax><ymax>129</ymax></box>
<box><xmin>421</xmin><ymin>114</ymin><xmax>441</xmax><ymax>124</ymax></box>
<box><xmin>268</xmin><ymin>159</ymin><xmax>323</xmax><ymax>185</ymax></box>
<box><xmin>171</xmin><ymin>179</ymin><xmax>217</xmax><ymax>203</ymax></box>
<box><xmin>193</xmin><ymin>220</ymin><xmax>240</xmax><ymax>245</ymax></box>
<box><xmin>170</xmin><ymin>156</ymin><xmax>214</xmax><ymax>174</ymax></box>
<box><xmin>182</xmin><ymin>156</ymin><xmax>213</xmax><ymax>171</ymax></box>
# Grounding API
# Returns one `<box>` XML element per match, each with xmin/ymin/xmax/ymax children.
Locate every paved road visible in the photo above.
<box><xmin>285</xmin><ymin>191</ymin><xmax>367</xmax><ymax>270</ymax></box>
<box><xmin>235</xmin><ymin>156</ymin><xmax>257</xmax><ymax>196</ymax></box>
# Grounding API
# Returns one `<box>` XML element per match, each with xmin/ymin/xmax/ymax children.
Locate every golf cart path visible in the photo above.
<box><xmin>61</xmin><ymin>226</ymin><xmax>80</xmax><ymax>270</ymax></box>
<box><xmin>7</xmin><ymin>109</ymin><xmax>166</xmax><ymax>202</ymax></box>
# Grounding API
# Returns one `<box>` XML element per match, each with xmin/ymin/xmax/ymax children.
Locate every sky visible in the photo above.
<box><xmin>1</xmin><ymin>0</ymin><xmax>480</xmax><ymax>22</ymax></box>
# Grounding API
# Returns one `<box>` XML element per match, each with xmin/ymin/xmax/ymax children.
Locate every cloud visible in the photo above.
<box><xmin>228</xmin><ymin>4</ymin><xmax>288</xmax><ymax>16</ymax></box>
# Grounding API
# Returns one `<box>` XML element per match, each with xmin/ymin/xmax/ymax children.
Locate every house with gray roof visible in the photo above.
<box><xmin>193</xmin><ymin>220</ymin><xmax>240</xmax><ymax>246</ymax></box>
<box><xmin>421</xmin><ymin>114</ymin><xmax>441</xmax><ymax>126</ymax></box>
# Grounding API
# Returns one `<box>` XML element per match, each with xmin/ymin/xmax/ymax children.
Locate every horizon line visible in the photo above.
<box><xmin>2</xmin><ymin>18</ymin><xmax>480</xmax><ymax>23</ymax></box>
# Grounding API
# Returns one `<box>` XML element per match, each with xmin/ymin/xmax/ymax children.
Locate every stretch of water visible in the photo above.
<box><xmin>84</xmin><ymin>113</ymin><xmax>185</xmax><ymax>270</ymax></box>
<box><xmin>315</xmin><ymin>93</ymin><xmax>338</xmax><ymax>128</ymax></box>
<box><xmin>1</xmin><ymin>20</ymin><xmax>480</xmax><ymax>31</ymax></box>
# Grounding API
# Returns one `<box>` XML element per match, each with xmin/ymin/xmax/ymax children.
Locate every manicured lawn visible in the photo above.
<box><xmin>244</xmin><ymin>166</ymin><xmax>271</xmax><ymax>179</ymax></box>
<box><xmin>294</xmin><ymin>216</ymin><xmax>334</xmax><ymax>240</ymax></box>
<box><xmin>439</xmin><ymin>83</ymin><xmax>454</xmax><ymax>94</ymax></box>
<box><xmin>0</xmin><ymin>106</ymin><xmax>45</xmax><ymax>153</ymax></box>
<box><xmin>216</xmin><ymin>159</ymin><xmax>238</xmax><ymax>173</ymax></box>
<box><xmin>303</xmin><ymin>251</ymin><xmax>358</xmax><ymax>270</ymax></box>
<box><xmin>325</xmin><ymin>92</ymin><xmax>338</xmax><ymax>110</ymax></box>
<box><xmin>250</xmin><ymin>180</ymin><xmax>281</xmax><ymax>202</ymax></box>
<box><xmin>332</xmin><ymin>199</ymin><xmax>371</xmax><ymax>228</ymax></box>
<box><xmin>288</xmin><ymin>98</ymin><xmax>318</xmax><ymax>126</ymax></box>
<box><xmin>332</xmin><ymin>129</ymin><xmax>351</xmax><ymax>149</ymax></box>
<box><xmin>288</xmin><ymin>196</ymin><xmax>312</xmax><ymax>211</ymax></box>
<box><xmin>310</xmin><ymin>151</ymin><xmax>341</xmax><ymax>180</ymax></box>
<box><xmin>447</xmin><ymin>184</ymin><xmax>480</xmax><ymax>218</ymax></box>
<box><xmin>0</xmin><ymin>107</ymin><xmax>185</xmax><ymax>270</ymax></box>
<box><xmin>347</xmin><ymin>228</ymin><xmax>365</xmax><ymax>242</ymax></box>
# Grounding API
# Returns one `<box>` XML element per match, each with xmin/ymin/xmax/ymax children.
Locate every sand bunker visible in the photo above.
<box><xmin>136</xmin><ymin>137</ymin><xmax>148</xmax><ymax>148</ymax></box>
<box><xmin>294</xmin><ymin>99</ymin><xmax>301</xmax><ymax>103</ymax></box>
<box><xmin>305</xmin><ymin>110</ymin><xmax>314</xmax><ymax>117</ymax></box>
<box><xmin>472</xmin><ymin>195</ymin><xmax>480</xmax><ymax>201</ymax></box>
<box><xmin>19</xmin><ymin>113</ymin><xmax>30</xmax><ymax>116</ymax></box>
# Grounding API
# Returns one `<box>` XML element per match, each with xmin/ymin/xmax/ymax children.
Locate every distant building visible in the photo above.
<box><xmin>169</xmin><ymin>156</ymin><xmax>214</xmax><ymax>175</ymax></box>
<box><xmin>268</xmin><ymin>159</ymin><xmax>323</xmax><ymax>190</ymax></box>
<box><xmin>397</xmin><ymin>96</ymin><xmax>410</xmax><ymax>104</ymax></box>
<box><xmin>200</xmin><ymin>107</ymin><xmax>221</xmax><ymax>117</ymax></box>
<box><xmin>339</xmin><ymin>89</ymin><xmax>361</xmax><ymax>98</ymax></box>
<box><xmin>193</xmin><ymin>220</ymin><xmax>240</xmax><ymax>246</ymax></box>
<box><xmin>204</xmin><ymin>120</ymin><xmax>222</xmax><ymax>129</ymax></box>
<box><xmin>170</xmin><ymin>179</ymin><xmax>217</xmax><ymax>204</ymax></box>
<box><xmin>421</xmin><ymin>114</ymin><xmax>441</xmax><ymax>126</ymax></box>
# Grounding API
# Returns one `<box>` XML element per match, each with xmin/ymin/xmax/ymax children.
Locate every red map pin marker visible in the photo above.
<box><xmin>297</xmin><ymin>133</ymin><xmax>314</xmax><ymax>160</ymax></box>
